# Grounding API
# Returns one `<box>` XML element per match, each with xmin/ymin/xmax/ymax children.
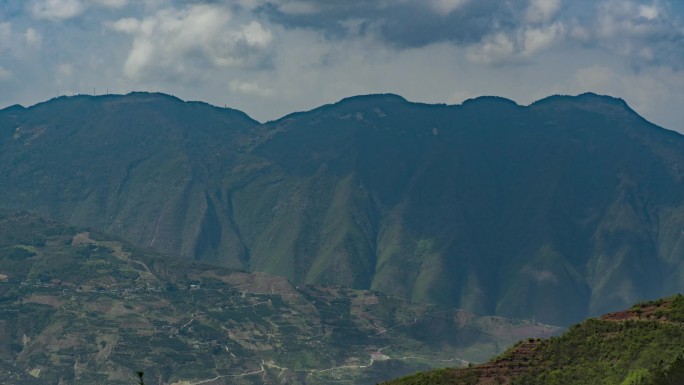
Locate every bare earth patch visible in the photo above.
<box><xmin>25</xmin><ymin>295</ymin><xmax>62</xmax><ymax>308</ymax></box>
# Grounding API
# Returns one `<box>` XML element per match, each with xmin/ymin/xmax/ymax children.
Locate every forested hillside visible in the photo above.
<box><xmin>2</xmin><ymin>92</ymin><xmax>684</xmax><ymax>325</ymax></box>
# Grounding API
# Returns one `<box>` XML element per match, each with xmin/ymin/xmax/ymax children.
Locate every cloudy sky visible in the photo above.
<box><xmin>1</xmin><ymin>0</ymin><xmax>683</xmax><ymax>130</ymax></box>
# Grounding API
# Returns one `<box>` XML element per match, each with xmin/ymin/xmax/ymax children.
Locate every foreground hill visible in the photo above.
<box><xmin>384</xmin><ymin>295</ymin><xmax>684</xmax><ymax>385</ymax></box>
<box><xmin>2</xmin><ymin>92</ymin><xmax>684</xmax><ymax>325</ymax></box>
<box><xmin>0</xmin><ymin>211</ymin><xmax>559</xmax><ymax>385</ymax></box>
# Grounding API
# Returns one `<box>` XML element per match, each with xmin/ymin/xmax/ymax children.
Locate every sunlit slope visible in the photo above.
<box><xmin>384</xmin><ymin>295</ymin><xmax>684</xmax><ymax>385</ymax></box>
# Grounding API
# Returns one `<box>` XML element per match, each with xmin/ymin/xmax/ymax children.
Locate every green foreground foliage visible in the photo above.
<box><xmin>386</xmin><ymin>296</ymin><xmax>684</xmax><ymax>385</ymax></box>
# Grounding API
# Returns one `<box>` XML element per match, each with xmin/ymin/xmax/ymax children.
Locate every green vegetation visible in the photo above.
<box><xmin>385</xmin><ymin>295</ymin><xmax>684</xmax><ymax>385</ymax></box>
<box><xmin>0</xmin><ymin>211</ymin><xmax>559</xmax><ymax>385</ymax></box>
<box><xmin>2</xmin><ymin>93</ymin><xmax>684</xmax><ymax>383</ymax></box>
<box><xmin>2</xmin><ymin>92</ymin><xmax>684</xmax><ymax>326</ymax></box>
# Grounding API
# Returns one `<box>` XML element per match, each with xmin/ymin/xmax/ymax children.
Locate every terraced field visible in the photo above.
<box><xmin>0</xmin><ymin>211</ymin><xmax>560</xmax><ymax>385</ymax></box>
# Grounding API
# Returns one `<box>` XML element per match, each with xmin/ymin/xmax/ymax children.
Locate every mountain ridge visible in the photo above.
<box><xmin>4</xmin><ymin>90</ymin><xmax>647</xmax><ymax>127</ymax></box>
<box><xmin>1</xmin><ymin>91</ymin><xmax>684</xmax><ymax>326</ymax></box>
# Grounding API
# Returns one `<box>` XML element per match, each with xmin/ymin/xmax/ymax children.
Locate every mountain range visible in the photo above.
<box><xmin>1</xmin><ymin>92</ymin><xmax>684</xmax><ymax>326</ymax></box>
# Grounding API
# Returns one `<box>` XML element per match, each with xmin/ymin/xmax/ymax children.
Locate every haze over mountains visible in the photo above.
<box><xmin>1</xmin><ymin>92</ymin><xmax>683</xmax><ymax>326</ymax></box>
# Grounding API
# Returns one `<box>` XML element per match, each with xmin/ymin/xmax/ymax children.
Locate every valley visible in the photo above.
<box><xmin>2</xmin><ymin>91</ymin><xmax>684</xmax><ymax>384</ymax></box>
<box><xmin>3</xmin><ymin>1</ymin><xmax>683</xmax><ymax>383</ymax></box>
<box><xmin>0</xmin><ymin>211</ymin><xmax>559</xmax><ymax>384</ymax></box>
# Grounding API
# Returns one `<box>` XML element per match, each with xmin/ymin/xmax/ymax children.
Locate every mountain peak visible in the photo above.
<box><xmin>274</xmin><ymin>93</ymin><xmax>411</xmax><ymax>122</ymax></box>
<box><xmin>336</xmin><ymin>93</ymin><xmax>409</xmax><ymax>105</ymax></box>
<box><xmin>0</xmin><ymin>104</ymin><xmax>25</xmax><ymax>112</ymax></box>
<box><xmin>461</xmin><ymin>95</ymin><xmax>519</xmax><ymax>107</ymax></box>
<box><xmin>531</xmin><ymin>92</ymin><xmax>629</xmax><ymax>108</ymax></box>
<box><xmin>328</xmin><ymin>93</ymin><xmax>410</xmax><ymax>111</ymax></box>
<box><xmin>21</xmin><ymin>92</ymin><xmax>259</xmax><ymax>125</ymax></box>
<box><xmin>27</xmin><ymin>92</ymin><xmax>184</xmax><ymax>110</ymax></box>
<box><xmin>527</xmin><ymin>92</ymin><xmax>644</xmax><ymax>124</ymax></box>
<box><xmin>119</xmin><ymin>91</ymin><xmax>185</xmax><ymax>103</ymax></box>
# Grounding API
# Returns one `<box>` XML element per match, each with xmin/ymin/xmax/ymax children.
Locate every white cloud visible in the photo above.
<box><xmin>638</xmin><ymin>4</ymin><xmax>659</xmax><ymax>20</ymax></box>
<box><xmin>109</xmin><ymin>4</ymin><xmax>274</xmax><ymax>80</ymax></box>
<box><xmin>0</xmin><ymin>23</ymin><xmax>11</xmax><ymax>53</ymax></box>
<box><xmin>569</xmin><ymin>21</ymin><xmax>591</xmax><ymax>41</ymax></box>
<box><xmin>58</xmin><ymin>63</ymin><xmax>73</xmax><ymax>77</ymax></box>
<box><xmin>466</xmin><ymin>22</ymin><xmax>565</xmax><ymax>63</ymax></box>
<box><xmin>575</xmin><ymin>65</ymin><xmax>615</xmax><ymax>91</ymax></box>
<box><xmin>466</xmin><ymin>33</ymin><xmax>516</xmax><ymax>64</ymax></box>
<box><xmin>0</xmin><ymin>22</ymin><xmax>10</xmax><ymax>38</ymax></box>
<box><xmin>30</xmin><ymin>0</ymin><xmax>84</xmax><ymax>21</ymax></box>
<box><xmin>620</xmin><ymin>67</ymin><xmax>674</xmax><ymax>113</ymax></box>
<box><xmin>24</xmin><ymin>28</ymin><xmax>43</xmax><ymax>47</ymax></box>
<box><xmin>54</xmin><ymin>63</ymin><xmax>78</xmax><ymax>92</ymax></box>
<box><xmin>587</xmin><ymin>0</ymin><xmax>684</xmax><ymax>69</ymax></box>
<box><xmin>239</xmin><ymin>21</ymin><xmax>273</xmax><ymax>48</ymax></box>
<box><xmin>522</xmin><ymin>22</ymin><xmax>565</xmax><ymax>56</ymax></box>
<box><xmin>277</xmin><ymin>1</ymin><xmax>320</xmax><ymax>15</ymax></box>
<box><xmin>229</xmin><ymin>79</ymin><xmax>275</xmax><ymax>97</ymax></box>
<box><xmin>597</xmin><ymin>1</ymin><xmax>665</xmax><ymax>38</ymax></box>
<box><xmin>109</xmin><ymin>17</ymin><xmax>141</xmax><ymax>34</ymax></box>
<box><xmin>429</xmin><ymin>0</ymin><xmax>469</xmax><ymax>16</ymax></box>
<box><xmin>89</xmin><ymin>0</ymin><xmax>129</xmax><ymax>8</ymax></box>
<box><xmin>234</xmin><ymin>0</ymin><xmax>269</xmax><ymax>11</ymax></box>
<box><xmin>526</xmin><ymin>0</ymin><xmax>562</xmax><ymax>24</ymax></box>
<box><xmin>0</xmin><ymin>66</ymin><xmax>12</xmax><ymax>81</ymax></box>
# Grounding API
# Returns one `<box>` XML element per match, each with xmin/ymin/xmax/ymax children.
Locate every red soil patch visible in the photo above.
<box><xmin>601</xmin><ymin>300</ymin><xmax>672</xmax><ymax>322</ymax></box>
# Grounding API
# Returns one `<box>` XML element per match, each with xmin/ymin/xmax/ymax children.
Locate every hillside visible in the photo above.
<box><xmin>0</xmin><ymin>93</ymin><xmax>259</xmax><ymax>267</ymax></box>
<box><xmin>384</xmin><ymin>295</ymin><xmax>684</xmax><ymax>385</ymax></box>
<box><xmin>2</xmin><ymin>92</ymin><xmax>684</xmax><ymax>325</ymax></box>
<box><xmin>0</xmin><ymin>211</ymin><xmax>559</xmax><ymax>385</ymax></box>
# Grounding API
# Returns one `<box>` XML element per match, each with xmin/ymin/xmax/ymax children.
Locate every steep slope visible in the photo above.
<box><xmin>384</xmin><ymin>295</ymin><xmax>684</xmax><ymax>385</ymax></box>
<box><xmin>0</xmin><ymin>93</ymin><xmax>259</xmax><ymax>267</ymax></box>
<box><xmin>0</xmin><ymin>211</ymin><xmax>560</xmax><ymax>385</ymax></box>
<box><xmin>230</xmin><ymin>93</ymin><xmax>684</xmax><ymax>325</ymax></box>
<box><xmin>2</xmin><ymin>92</ymin><xmax>684</xmax><ymax>325</ymax></box>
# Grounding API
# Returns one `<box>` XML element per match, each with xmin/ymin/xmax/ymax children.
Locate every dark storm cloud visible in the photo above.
<box><xmin>589</xmin><ymin>0</ymin><xmax>684</xmax><ymax>71</ymax></box>
<box><xmin>254</xmin><ymin>0</ymin><xmax>520</xmax><ymax>48</ymax></box>
<box><xmin>1</xmin><ymin>0</ymin><xmax>684</xmax><ymax>132</ymax></box>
